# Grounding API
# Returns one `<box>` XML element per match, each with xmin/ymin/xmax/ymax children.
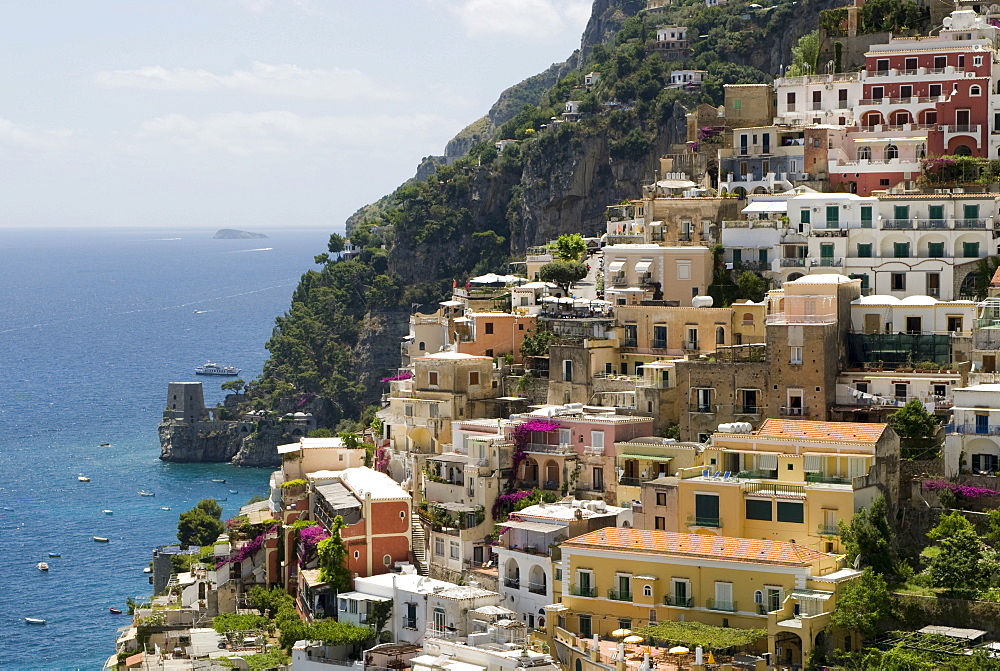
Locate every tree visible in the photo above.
<box><xmin>247</xmin><ymin>585</ymin><xmax>292</xmax><ymax>619</ymax></box>
<box><xmin>927</xmin><ymin>510</ymin><xmax>974</xmax><ymax>541</ymax></box>
<box><xmin>787</xmin><ymin>30</ymin><xmax>820</xmax><ymax>76</ymax></box>
<box><xmin>317</xmin><ymin>516</ymin><xmax>351</xmax><ymax>592</ymax></box>
<box><xmin>554</xmin><ymin>234</ymin><xmax>587</xmax><ymax>262</ymax></box>
<box><xmin>538</xmin><ymin>260</ymin><xmax>588</xmax><ymax>294</ymax></box>
<box><xmin>368</xmin><ymin>599</ymin><xmax>393</xmax><ymax>642</ymax></box>
<box><xmin>177</xmin><ymin>504</ymin><xmax>225</xmax><ymax>548</ymax></box>
<box><xmin>929</xmin><ymin>526</ymin><xmax>985</xmax><ymax>597</ymax></box>
<box><xmin>839</xmin><ymin>495</ymin><xmax>896</xmax><ymax>578</ymax></box>
<box><xmin>520</xmin><ymin>329</ymin><xmax>556</xmax><ymax>357</ymax></box>
<box><xmin>829</xmin><ymin>568</ymin><xmax>893</xmax><ymax>638</ymax></box>
<box><xmin>196</xmin><ymin>498</ymin><xmax>223</xmax><ymax>519</ymax></box>
<box><xmin>888</xmin><ymin>399</ymin><xmax>937</xmax><ymax>440</ymax></box>
<box><xmin>735</xmin><ymin>271</ymin><xmax>768</xmax><ymax>302</ymax></box>
<box><xmin>327</xmin><ymin>233</ymin><xmax>346</xmax><ymax>254</ymax></box>
<box><xmin>221</xmin><ymin>378</ymin><xmax>245</xmax><ymax>395</ymax></box>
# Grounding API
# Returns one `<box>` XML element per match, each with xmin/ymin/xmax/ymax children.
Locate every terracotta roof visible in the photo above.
<box><xmin>991</xmin><ymin>266</ymin><xmax>1000</xmax><ymax>286</ymax></box>
<box><xmin>754</xmin><ymin>418</ymin><xmax>886</xmax><ymax>444</ymax></box>
<box><xmin>562</xmin><ymin>528</ymin><xmax>833</xmax><ymax>567</ymax></box>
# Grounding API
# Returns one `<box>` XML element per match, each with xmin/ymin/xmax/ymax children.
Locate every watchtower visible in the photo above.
<box><xmin>166</xmin><ymin>382</ymin><xmax>207</xmax><ymax>424</ymax></box>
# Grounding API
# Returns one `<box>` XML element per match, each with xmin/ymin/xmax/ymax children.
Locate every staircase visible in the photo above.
<box><xmin>411</xmin><ymin>517</ymin><xmax>429</xmax><ymax>576</ymax></box>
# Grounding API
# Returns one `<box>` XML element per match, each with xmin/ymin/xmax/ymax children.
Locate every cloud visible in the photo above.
<box><xmin>133</xmin><ymin>111</ymin><xmax>449</xmax><ymax>155</ymax></box>
<box><xmin>447</xmin><ymin>0</ymin><xmax>592</xmax><ymax>40</ymax></box>
<box><xmin>0</xmin><ymin>118</ymin><xmax>72</xmax><ymax>150</ymax></box>
<box><xmin>95</xmin><ymin>62</ymin><xmax>392</xmax><ymax>102</ymax></box>
<box><xmin>233</xmin><ymin>0</ymin><xmax>316</xmax><ymax>13</ymax></box>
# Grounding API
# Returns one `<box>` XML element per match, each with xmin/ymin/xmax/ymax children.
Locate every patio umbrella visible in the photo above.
<box><xmin>611</xmin><ymin>628</ymin><xmax>632</xmax><ymax>638</ymax></box>
<box><xmin>623</xmin><ymin>635</ymin><xmax>644</xmax><ymax>644</ymax></box>
<box><xmin>669</xmin><ymin>646</ymin><xmax>690</xmax><ymax>655</ymax></box>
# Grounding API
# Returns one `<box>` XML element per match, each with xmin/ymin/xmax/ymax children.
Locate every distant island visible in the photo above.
<box><xmin>214</xmin><ymin>228</ymin><xmax>268</xmax><ymax>239</ymax></box>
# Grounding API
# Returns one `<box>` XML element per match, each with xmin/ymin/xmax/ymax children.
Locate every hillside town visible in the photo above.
<box><xmin>111</xmin><ymin>6</ymin><xmax>1000</xmax><ymax>671</ymax></box>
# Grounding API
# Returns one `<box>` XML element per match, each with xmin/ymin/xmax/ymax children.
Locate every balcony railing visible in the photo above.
<box><xmin>706</xmin><ymin>599</ymin><xmax>738</xmax><ymax>612</ymax></box>
<box><xmin>619</xmin><ymin>476</ymin><xmax>656</xmax><ymax>487</ymax></box>
<box><xmin>608</xmin><ymin>589</ymin><xmax>633</xmax><ymax>602</ymax></box>
<box><xmin>947</xmin><ymin>423</ymin><xmax>1000</xmax><ymax>436</ymax></box>
<box><xmin>743</xmin><ymin>482</ymin><xmax>806</xmax><ymax>497</ymax></box>
<box><xmin>779</xmin><ymin>406</ymin><xmax>807</xmax><ymax>416</ymax></box>
<box><xmin>817</xmin><ymin>524</ymin><xmax>840</xmax><ymax>536</ymax></box>
<box><xmin>688</xmin><ymin>403</ymin><xmax>714</xmax><ymax>414</ymax></box>
<box><xmin>683</xmin><ymin>340</ymin><xmax>699</xmax><ymax>350</ymax></box>
<box><xmin>882</xmin><ymin>219</ymin><xmax>912</xmax><ymax>230</ymax></box>
<box><xmin>664</xmin><ymin>595</ymin><xmax>693</xmax><ymax>608</ymax></box>
<box><xmin>525</xmin><ymin>442</ymin><xmax>574</xmax><ymax>455</ymax></box>
<box><xmin>504</xmin><ymin>577</ymin><xmax>520</xmax><ymax>589</ymax></box>
<box><xmin>568</xmin><ymin>584</ymin><xmax>597</xmax><ymax>598</ymax></box>
<box><xmin>955</xmin><ymin>218</ymin><xmax>987</xmax><ymax>229</ymax></box>
<box><xmin>686</xmin><ymin>515</ymin><xmax>721</xmax><ymax>528</ymax></box>
<box><xmin>779</xmin><ymin>258</ymin><xmax>807</xmax><ymax>267</ymax></box>
<box><xmin>817</xmin><ymin>257</ymin><xmax>842</xmax><ymax>266</ymax></box>
<box><xmin>805</xmin><ymin>473</ymin><xmax>851</xmax><ymax>485</ymax></box>
<box><xmin>941</xmin><ymin>124</ymin><xmax>979</xmax><ymax>134</ymax></box>
<box><xmin>401</xmin><ymin>617</ymin><xmax>418</xmax><ymax>630</ymax></box>
<box><xmin>528</xmin><ymin>582</ymin><xmax>548</xmax><ymax>595</ymax></box>
<box><xmin>915</xmin><ymin>219</ymin><xmax>948</xmax><ymax>230</ymax></box>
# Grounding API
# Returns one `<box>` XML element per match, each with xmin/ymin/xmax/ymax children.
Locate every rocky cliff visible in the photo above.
<box><xmin>159</xmin><ymin>420</ymin><xmax>244</xmax><ymax>463</ymax></box>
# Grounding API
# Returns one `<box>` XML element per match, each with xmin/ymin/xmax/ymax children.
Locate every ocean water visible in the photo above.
<box><xmin>0</xmin><ymin>226</ymin><xmax>332</xmax><ymax>669</ymax></box>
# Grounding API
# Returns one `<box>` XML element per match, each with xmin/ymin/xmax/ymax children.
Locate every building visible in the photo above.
<box><xmin>944</xmin><ymin>383</ymin><xmax>1000</xmax><ymax>475</ymax></box>
<box><xmin>602</xmin><ymin>244</ymin><xmax>713</xmax><ymax>307</ymax></box>
<box><xmin>555</xmin><ymin>527</ymin><xmax>859</xmax><ymax>667</ymax></box>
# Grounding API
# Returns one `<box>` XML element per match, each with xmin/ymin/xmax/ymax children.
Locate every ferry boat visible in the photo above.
<box><xmin>195</xmin><ymin>362</ymin><xmax>241</xmax><ymax>376</ymax></box>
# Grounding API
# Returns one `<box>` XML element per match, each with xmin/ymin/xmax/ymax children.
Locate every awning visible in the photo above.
<box><xmin>618</xmin><ymin>453</ymin><xmax>674</xmax><ymax>462</ymax></box>
<box><xmin>655</xmin><ymin>179</ymin><xmax>697</xmax><ymax>189</ymax></box>
<box><xmin>635</xmin><ymin>261</ymin><xmax>653</xmax><ymax>273</ymax></box>
<box><xmin>608</xmin><ymin>261</ymin><xmax>625</xmax><ymax>273</ymax></box>
<box><xmin>790</xmin><ymin>589</ymin><xmax>834</xmax><ymax>600</ymax></box>
<box><xmin>277</xmin><ymin>443</ymin><xmax>302</xmax><ymax>455</ymax></box>
<box><xmin>439</xmin><ymin>300</ymin><xmax>463</xmax><ymax>306</ymax></box>
<box><xmin>742</xmin><ymin>201</ymin><xmax>788</xmax><ymax>214</ymax></box>
<box><xmin>499</xmin><ymin>520</ymin><xmax>561</xmax><ymax>533</ymax></box>
<box><xmin>472</xmin><ymin>605</ymin><xmax>516</xmax><ymax>616</ymax></box>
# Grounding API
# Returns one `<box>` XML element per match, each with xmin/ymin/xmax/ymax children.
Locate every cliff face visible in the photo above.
<box><xmin>158</xmin><ymin>421</ymin><xmax>243</xmax><ymax>463</ymax></box>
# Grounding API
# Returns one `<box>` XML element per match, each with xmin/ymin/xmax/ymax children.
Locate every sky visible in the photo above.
<box><xmin>0</xmin><ymin>0</ymin><xmax>592</xmax><ymax>230</ymax></box>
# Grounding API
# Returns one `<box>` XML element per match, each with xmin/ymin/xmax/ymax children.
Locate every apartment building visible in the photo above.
<box><xmin>602</xmin><ymin>244</ymin><xmax>713</xmax><ymax>307</ymax></box>
<box><xmin>944</xmin><ymin>383</ymin><xmax>1000</xmax><ymax>475</ymax></box>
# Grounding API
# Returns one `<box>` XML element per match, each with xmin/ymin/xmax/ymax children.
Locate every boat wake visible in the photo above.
<box><xmin>229</xmin><ymin>248</ymin><xmax>273</xmax><ymax>253</ymax></box>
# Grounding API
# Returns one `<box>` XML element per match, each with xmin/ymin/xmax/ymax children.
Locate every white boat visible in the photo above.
<box><xmin>102</xmin><ymin>510</ymin><xmax>113</xmax><ymax>515</ymax></box>
<box><xmin>94</xmin><ymin>536</ymin><xmax>110</xmax><ymax>543</ymax></box>
<box><xmin>25</xmin><ymin>618</ymin><xmax>46</xmax><ymax>625</ymax></box>
<box><xmin>78</xmin><ymin>476</ymin><xmax>90</xmax><ymax>482</ymax></box>
<box><xmin>160</xmin><ymin>507</ymin><xmax>171</xmax><ymax>511</ymax></box>
<box><xmin>37</xmin><ymin>562</ymin><xmax>49</xmax><ymax>571</ymax></box>
<box><xmin>195</xmin><ymin>362</ymin><xmax>241</xmax><ymax>376</ymax></box>
<box><xmin>138</xmin><ymin>491</ymin><xmax>154</xmax><ymax>497</ymax></box>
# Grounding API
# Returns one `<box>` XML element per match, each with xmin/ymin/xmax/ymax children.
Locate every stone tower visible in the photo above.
<box><xmin>166</xmin><ymin>382</ymin><xmax>207</xmax><ymax>424</ymax></box>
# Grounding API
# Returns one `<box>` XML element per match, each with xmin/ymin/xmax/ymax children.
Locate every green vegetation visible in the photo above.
<box><xmin>219</xmin><ymin>649</ymin><xmax>292</xmax><ymax>670</ymax></box>
<box><xmin>538</xmin><ymin>260</ymin><xmax>588</xmax><ymax>294</ymax></box>
<box><xmin>829</xmin><ymin>568</ymin><xmax>894</xmax><ymax>637</ymax></box>
<box><xmin>520</xmin><ymin>328</ymin><xmax>557</xmax><ymax>357</ymax></box>
<box><xmin>279</xmin><ymin>478</ymin><xmax>307</xmax><ymax>489</ymax></box>
<box><xmin>212</xmin><ymin>612</ymin><xmax>270</xmax><ymax>634</ymax></box>
<box><xmin>317</xmin><ymin>516</ymin><xmax>351</xmax><ymax>591</ymax></box>
<box><xmin>247</xmin><ymin>585</ymin><xmax>290</xmax><ymax>619</ymax></box>
<box><xmin>839</xmin><ymin>495</ymin><xmax>897</xmax><ymax>579</ymax></box>
<box><xmin>553</xmin><ymin>233</ymin><xmax>587</xmax><ymax>262</ymax></box>
<box><xmin>177</xmin><ymin>499</ymin><xmax>225</xmax><ymax>548</ymax></box>
<box><xmin>787</xmin><ymin>31</ymin><xmax>819</xmax><ymax>76</ymax></box>
<box><xmin>638</xmin><ymin>620</ymin><xmax>766</xmax><ymax>650</ymax></box>
<box><xmin>860</xmin><ymin>0</ymin><xmax>928</xmax><ymax>34</ymax></box>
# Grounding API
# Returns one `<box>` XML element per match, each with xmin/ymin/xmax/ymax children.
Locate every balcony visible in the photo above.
<box><xmin>779</xmin><ymin>406</ymin><xmax>807</xmax><ymax>417</ymax></box>
<box><xmin>706</xmin><ymin>599</ymin><xmax>738</xmax><ymax>612</ymax></box>
<box><xmin>955</xmin><ymin>218</ymin><xmax>987</xmax><ymax>230</ymax></box>
<box><xmin>401</xmin><ymin>617</ymin><xmax>418</xmax><ymax>630</ymax></box>
<box><xmin>779</xmin><ymin>258</ymin><xmax>806</xmax><ymax>267</ymax></box>
<box><xmin>736</xmin><ymin>405</ymin><xmax>761</xmax><ymax>415</ymax></box>
<box><xmin>817</xmin><ymin>524</ymin><xmax>840</xmax><ymax>536</ymax></box>
<box><xmin>619</xmin><ymin>476</ymin><xmax>656</xmax><ymax>487</ymax></box>
<box><xmin>686</xmin><ymin>515</ymin><xmax>722</xmax><ymax>528</ymax></box>
<box><xmin>664</xmin><ymin>595</ymin><xmax>693</xmax><ymax>608</ymax></box>
<box><xmin>882</xmin><ymin>219</ymin><xmax>912</xmax><ymax>230</ymax></box>
<box><xmin>817</xmin><ymin>257</ymin><xmax>842</xmax><ymax>267</ymax></box>
<box><xmin>941</xmin><ymin>124</ymin><xmax>979</xmax><ymax>134</ymax></box>
<box><xmin>528</xmin><ymin>582</ymin><xmax>548</xmax><ymax>595</ymax></box>
<box><xmin>504</xmin><ymin>577</ymin><xmax>520</xmax><ymax>589</ymax></box>
<box><xmin>568</xmin><ymin>584</ymin><xmax>597</xmax><ymax>598</ymax></box>
<box><xmin>915</xmin><ymin>219</ymin><xmax>948</xmax><ymax>230</ymax></box>
<box><xmin>743</xmin><ymin>482</ymin><xmax>805</xmax><ymax>497</ymax></box>
<box><xmin>688</xmin><ymin>403</ymin><xmax>714</xmax><ymax>414</ymax></box>
<box><xmin>608</xmin><ymin>589</ymin><xmax>633</xmax><ymax>602</ymax></box>
<box><xmin>683</xmin><ymin>340</ymin><xmax>699</xmax><ymax>351</ymax></box>
<box><xmin>947</xmin><ymin>423</ymin><xmax>1000</xmax><ymax>436</ymax></box>
<box><xmin>805</xmin><ymin>473</ymin><xmax>851</xmax><ymax>485</ymax></box>
<box><xmin>525</xmin><ymin>442</ymin><xmax>574</xmax><ymax>455</ymax></box>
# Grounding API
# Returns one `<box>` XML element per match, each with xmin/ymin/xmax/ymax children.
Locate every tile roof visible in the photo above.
<box><xmin>754</xmin><ymin>418</ymin><xmax>886</xmax><ymax>444</ymax></box>
<box><xmin>562</xmin><ymin>528</ymin><xmax>834</xmax><ymax>567</ymax></box>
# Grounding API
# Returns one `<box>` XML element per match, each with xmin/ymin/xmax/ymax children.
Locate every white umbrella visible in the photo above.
<box><xmin>540</xmin><ymin>296</ymin><xmax>559</xmax><ymax>303</ymax></box>
<box><xmin>469</xmin><ymin>273</ymin><xmax>504</xmax><ymax>284</ymax></box>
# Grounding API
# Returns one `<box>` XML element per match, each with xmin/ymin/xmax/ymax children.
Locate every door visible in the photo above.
<box><xmin>714</xmin><ymin>582</ymin><xmax>733</xmax><ymax>610</ymax></box>
<box><xmin>957</xmin><ymin>109</ymin><xmax>971</xmax><ymax>127</ymax></box>
<box><xmin>593</xmin><ymin>467</ymin><xmax>604</xmax><ymax>491</ymax></box>
<box><xmin>863</xmin><ymin>314</ymin><xmax>880</xmax><ymax>334</ymax></box>
<box><xmin>673</xmin><ymin>580</ymin><xmax>688</xmax><ymax>606</ymax></box>
<box><xmin>984</xmin><ymin>355</ymin><xmax>996</xmax><ymax>373</ymax></box>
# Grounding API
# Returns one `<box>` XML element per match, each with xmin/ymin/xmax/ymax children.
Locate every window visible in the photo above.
<box><xmin>694</xmin><ymin>494</ymin><xmax>720</xmax><ymax>526</ymax></box>
<box><xmin>739</xmin><ymin>388</ymin><xmax>758</xmax><ymax>414</ymax></box>
<box><xmin>677</xmin><ymin>263</ymin><xmax>691</xmax><ymax>280</ymax></box>
<box><xmin>694</xmin><ymin>387</ymin><xmax>712</xmax><ymax>412</ymax></box>
<box><xmin>790</xmin><ymin>346</ymin><xmax>803</xmax><ymax>365</ymax></box>
<box><xmin>716</xmin><ymin>326</ymin><xmax>725</xmax><ymax>345</ymax></box>
<box><xmin>656</xmin><ymin>492</ymin><xmax>667</xmax><ymax>506</ymax></box>
<box><xmin>733</xmin><ymin>98</ymin><xmax>741</xmax><ymax>110</ymax></box>
<box><xmin>655</xmin><ymin>516</ymin><xmax>666</xmax><ymax>529</ymax></box>
<box><xmin>418</xmin><ymin>341</ymin><xmax>425</xmax><ymax>351</ymax></box>
<box><xmin>349</xmin><ymin>599</ymin><xmax>358</xmax><ymax>614</ymax></box>
<box><xmin>653</xmin><ymin>324</ymin><xmax>667</xmax><ymax>349</ymax></box>
<box><xmin>468</xmin><ymin>371</ymin><xmax>480</xmax><ymax>386</ymax></box>
<box><xmin>884</xmin><ymin>144</ymin><xmax>898</xmax><ymax>160</ymax></box>
<box><xmin>872</xmin><ymin>85</ymin><xmax>884</xmax><ymax>100</ymax></box>
<box><xmin>428</xmin><ymin>371</ymin><xmax>439</xmax><ymax>386</ymax></box>
<box><xmin>895</xmin><ymin>383</ymin><xmax>908</xmax><ymax>400</ymax></box>
<box><xmin>857</xmin><ymin>243</ymin><xmax>872</xmax><ymax>258</ymax></box>
<box><xmin>562</xmin><ymin>360</ymin><xmax>572</xmax><ymax>382</ymax></box>
<box><xmin>857</xmin><ymin>146</ymin><xmax>871</xmax><ymax>160</ymax></box>
<box><xmin>714</xmin><ymin>582</ymin><xmax>734</xmax><ymax>610</ymax></box>
<box><xmin>826</xmin><ymin>206</ymin><xmax>839</xmax><ymax>226</ymax></box>
<box><xmin>578</xmin><ymin>614</ymin><xmax>592</xmax><ymax>638</ymax></box>
<box><xmin>786</xmin><ymin>91</ymin><xmax>795</xmax><ymax>109</ymax></box>
<box><xmin>906</xmin><ymin>317</ymin><xmax>922</xmax><ymax>334</ymax></box>
<box><xmin>861</xmin><ymin>205</ymin><xmax>872</xmax><ymax>226</ymax></box>
<box><xmin>624</xmin><ymin>323</ymin><xmax>638</xmax><ymax>348</ymax></box>
<box><xmin>643</xmin><ymin>584</ymin><xmax>653</xmax><ymax>597</ymax></box>
<box><xmin>435</xmin><ymin>537</ymin><xmax>444</xmax><ymax>556</ymax></box>
<box><xmin>928</xmin><ymin>242</ymin><xmax>944</xmax><ymax>258</ymax></box>
<box><xmin>964</xmin><ymin>242</ymin><xmax>980</xmax><ymax>258</ymax></box>
<box><xmin>591</xmin><ymin>431</ymin><xmax>605</xmax><ymax>449</ymax></box>
<box><xmin>900</xmin><ymin>84</ymin><xmax>912</xmax><ymax>98</ymax></box>
<box><xmin>891</xmin><ymin>273</ymin><xmax>906</xmax><ymax>291</ymax></box>
<box><xmin>404</xmin><ymin>403</ymin><xmax>413</xmax><ymax>417</ymax></box>
<box><xmin>948</xmin><ymin>316</ymin><xmax>963</xmax><ymax>333</ymax></box>
<box><xmin>450</xmin><ymin>541</ymin><xmax>459</xmax><ymax>559</ymax></box>
<box><xmin>893</xmin><ymin>242</ymin><xmax>910</xmax><ymax>258</ymax></box>
<box><xmin>746</xmin><ymin>499</ymin><xmax>772</xmax><ymax>521</ymax></box>
<box><xmin>971</xmin><ymin>85</ymin><xmax>982</xmax><ymax>96</ymax></box>
<box><xmin>776</xmin><ymin>501</ymin><xmax>804</xmax><ymax>523</ymax></box>
<box><xmin>428</xmin><ymin>404</ymin><xmax>439</xmax><ymax>418</ymax></box>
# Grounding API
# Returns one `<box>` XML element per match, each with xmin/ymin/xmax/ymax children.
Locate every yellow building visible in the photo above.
<box><xmin>555</xmin><ymin>527</ymin><xmax>858</xmax><ymax>667</ymax></box>
<box><xmin>674</xmin><ymin>419</ymin><xmax>899</xmax><ymax>553</ymax></box>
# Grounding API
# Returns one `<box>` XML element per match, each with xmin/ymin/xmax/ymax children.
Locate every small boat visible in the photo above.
<box><xmin>195</xmin><ymin>362</ymin><xmax>241</xmax><ymax>376</ymax></box>
<box><xmin>211</xmin><ymin>478</ymin><xmax>226</xmax><ymax>483</ymax></box>
<box><xmin>160</xmin><ymin>507</ymin><xmax>171</xmax><ymax>511</ymax></box>
<box><xmin>100</xmin><ymin>443</ymin><xmax>110</xmax><ymax>447</ymax></box>
<box><xmin>94</xmin><ymin>537</ymin><xmax>110</xmax><ymax>543</ymax></box>
<box><xmin>24</xmin><ymin>618</ymin><xmax>46</xmax><ymax>625</ymax></box>
<box><xmin>78</xmin><ymin>476</ymin><xmax>90</xmax><ymax>482</ymax></box>
<box><xmin>138</xmin><ymin>491</ymin><xmax>154</xmax><ymax>497</ymax></box>
<box><xmin>229</xmin><ymin>489</ymin><xmax>238</xmax><ymax>494</ymax></box>
<box><xmin>3</xmin><ymin>507</ymin><xmax>13</xmax><ymax>511</ymax></box>
<box><xmin>109</xmin><ymin>608</ymin><xmax>123</xmax><ymax>614</ymax></box>
<box><xmin>48</xmin><ymin>553</ymin><xmax>61</xmax><ymax>558</ymax></box>
<box><xmin>143</xmin><ymin>567</ymin><xmax>151</xmax><ymax>573</ymax></box>
<box><xmin>216</xmin><ymin>498</ymin><xmax>227</xmax><ymax>502</ymax></box>
<box><xmin>37</xmin><ymin>562</ymin><xmax>49</xmax><ymax>571</ymax></box>
<box><xmin>103</xmin><ymin>510</ymin><xmax>113</xmax><ymax>515</ymax></box>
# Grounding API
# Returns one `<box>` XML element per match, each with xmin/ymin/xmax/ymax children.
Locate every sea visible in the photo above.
<box><xmin>0</xmin><ymin>226</ymin><xmax>333</xmax><ymax>670</ymax></box>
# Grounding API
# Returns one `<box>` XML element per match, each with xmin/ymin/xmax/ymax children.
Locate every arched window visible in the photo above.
<box><xmin>955</xmin><ymin>145</ymin><xmax>973</xmax><ymax>156</ymax></box>
<box><xmin>743</xmin><ymin>312</ymin><xmax>754</xmax><ymax>325</ymax></box>
<box><xmin>716</xmin><ymin>326</ymin><xmax>725</xmax><ymax>345</ymax></box>
<box><xmin>971</xmin><ymin>85</ymin><xmax>982</xmax><ymax>96</ymax></box>
<box><xmin>917</xmin><ymin>143</ymin><xmax>926</xmax><ymax>159</ymax></box>
<box><xmin>884</xmin><ymin>144</ymin><xmax>899</xmax><ymax>160</ymax></box>
<box><xmin>754</xmin><ymin>590</ymin><xmax>764</xmax><ymax>604</ymax></box>
<box><xmin>383</xmin><ymin>554</ymin><xmax>392</xmax><ymax>566</ymax></box>
<box><xmin>643</xmin><ymin>585</ymin><xmax>653</xmax><ymax>597</ymax></box>
<box><xmin>418</xmin><ymin>341</ymin><xmax>425</xmax><ymax>351</ymax></box>
<box><xmin>858</xmin><ymin>146</ymin><xmax>871</xmax><ymax>160</ymax></box>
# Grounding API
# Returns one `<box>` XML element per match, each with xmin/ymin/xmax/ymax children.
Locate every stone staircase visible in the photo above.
<box><xmin>411</xmin><ymin>517</ymin><xmax>429</xmax><ymax>576</ymax></box>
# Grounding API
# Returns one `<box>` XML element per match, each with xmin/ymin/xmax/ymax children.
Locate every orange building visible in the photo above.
<box><xmin>456</xmin><ymin>311</ymin><xmax>536</xmax><ymax>362</ymax></box>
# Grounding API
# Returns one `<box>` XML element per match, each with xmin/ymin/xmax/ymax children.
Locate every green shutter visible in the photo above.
<box><xmin>745</xmin><ymin>499</ymin><xmax>772</xmax><ymax>521</ymax></box>
<box><xmin>893</xmin><ymin>205</ymin><xmax>909</xmax><ymax>221</ymax></box>
<box><xmin>826</xmin><ymin>206</ymin><xmax>839</xmax><ymax>227</ymax></box>
<box><xmin>759</xmin><ymin>248</ymin><xmax>769</xmax><ymax>264</ymax></box>
<box><xmin>776</xmin><ymin>501</ymin><xmax>804</xmax><ymax>524</ymax></box>
<box><xmin>800</xmin><ymin>209</ymin><xmax>810</xmax><ymax>224</ymax></box>
<box><xmin>894</xmin><ymin>242</ymin><xmax>910</xmax><ymax>258</ymax></box>
<box><xmin>964</xmin><ymin>204</ymin><xmax>980</xmax><ymax>220</ymax></box>
<box><xmin>928</xmin><ymin>205</ymin><xmax>944</xmax><ymax>220</ymax></box>
<box><xmin>964</xmin><ymin>242</ymin><xmax>980</xmax><ymax>258</ymax></box>
<box><xmin>860</xmin><ymin>206</ymin><xmax>873</xmax><ymax>228</ymax></box>
<box><xmin>928</xmin><ymin>242</ymin><xmax>944</xmax><ymax>258</ymax></box>
<box><xmin>820</xmin><ymin>243</ymin><xmax>834</xmax><ymax>258</ymax></box>
<box><xmin>857</xmin><ymin>243</ymin><xmax>872</xmax><ymax>258</ymax></box>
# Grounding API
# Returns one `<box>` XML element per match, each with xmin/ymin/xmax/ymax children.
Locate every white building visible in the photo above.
<box><xmin>945</xmin><ymin>384</ymin><xmax>1000</xmax><ymax>475</ymax></box>
<box><xmin>668</xmin><ymin>70</ymin><xmax>706</xmax><ymax>88</ymax></box>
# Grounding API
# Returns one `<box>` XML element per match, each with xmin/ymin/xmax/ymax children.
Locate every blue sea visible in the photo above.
<box><xmin>0</xmin><ymin>226</ymin><xmax>332</xmax><ymax>669</ymax></box>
